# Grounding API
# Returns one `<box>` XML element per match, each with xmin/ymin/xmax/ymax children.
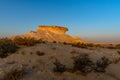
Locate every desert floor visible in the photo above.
<box><xmin>0</xmin><ymin>42</ymin><xmax>120</xmax><ymax>80</ymax></box>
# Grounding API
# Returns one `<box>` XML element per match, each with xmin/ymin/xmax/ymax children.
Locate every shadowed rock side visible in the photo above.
<box><xmin>15</xmin><ymin>25</ymin><xmax>85</xmax><ymax>43</ymax></box>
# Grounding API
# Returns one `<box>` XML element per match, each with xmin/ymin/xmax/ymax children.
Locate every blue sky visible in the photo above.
<box><xmin>0</xmin><ymin>0</ymin><xmax>120</xmax><ymax>42</ymax></box>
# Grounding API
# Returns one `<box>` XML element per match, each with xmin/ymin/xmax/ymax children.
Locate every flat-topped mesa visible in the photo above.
<box><xmin>37</xmin><ymin>25</ymin><xmax>68</xmax><ymax>34</ymax></box>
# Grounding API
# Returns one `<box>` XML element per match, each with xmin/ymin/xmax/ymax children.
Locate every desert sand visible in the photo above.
<box><xmin>0</xmin><ymin>42</ymin><xmax>120</xmax><ymax>80</ymax></box>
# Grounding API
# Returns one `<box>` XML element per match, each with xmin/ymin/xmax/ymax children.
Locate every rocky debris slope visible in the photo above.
<box><xmin>14</xmin><ymin>25</ymin><xmax>85</xmax><ymax>43</ymax></box>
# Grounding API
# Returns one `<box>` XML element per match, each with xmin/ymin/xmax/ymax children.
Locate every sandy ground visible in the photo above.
<box><xmin>0</xmin><ymin>42</ymin><xmax>120</xmax><ymax>80</ymax></box>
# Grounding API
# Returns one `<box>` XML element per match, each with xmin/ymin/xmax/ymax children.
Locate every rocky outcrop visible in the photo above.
<box><xmin>37</xmin><ymin>26</ymin><xmax>68</xmax><ymax>34</ymax></box>
<box><xmin>14</xmin><ymin>25</ymin><xmax>85</xmax><ymax>43</ymax></box>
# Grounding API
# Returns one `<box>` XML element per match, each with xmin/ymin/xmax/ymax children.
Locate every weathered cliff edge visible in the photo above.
<box><xmin>13</xmin><ymin>25</ymin><xmax>85</xmax><ymax>43</ymax></box>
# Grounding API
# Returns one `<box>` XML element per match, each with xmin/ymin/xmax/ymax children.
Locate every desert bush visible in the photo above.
<box><xmin>94</xmin><ymin>56</ymin><xmax>112</xmax><ymax>72</ymax></box>
<box><xmin>3</xmin><ymin>67</ymin><xmax>26</xmax><ymax>80</ymax></box>
<box><xmin>72</xmin><ymin>42</ymin><xmax>88</xmax><ymax>48</ymax></box>
<box><xmin>36</xmin><ymin>51</ymin><xmax>45</xmax><ymax>56</ymax></box>
<box><xmin>113</xmin><ymin>57</ymin><xmax>120</xmax><ymax>64</ymax></box>
<box><xmin>87</xmin><ymin>43</ymin><xmax>94</xmax><ymax>47</ymax></box>
<box><xmin>53</xmin><ymin>41</ymin><xmax>57</xmax><ymax>43</ymax></box>
<box><xmin>0</xmin><ymin>38</ymin><xmax>19</xmax><ymax>58</ymax></box>
<box><xmin>116</xmin><ymin>44</ymin><xmax>120</xmax><ymax>49</ymax></box>
<box><xmin>107</xmin><ymin>46</ymin><xmax>116</xmax><ymax>49</ymax></box>
<box><xmin>106</xmin><ymin>44</ymin><xmax>116</xmax><ymax>49</ymax></box>
<box><xmin>53</xmin><ymin>58</ymin><xmax>66</xmax><ymax>73</ymax></box>
<box><xmin>94</xmin><ymin>44</ymin><xmax>104</xmax><ymax>48</ymax></box>
<box><xmin>72</xmin><ymin>42</ymin><xmax>96</xmax><ymax>49</ymax></box>
<box><xmin>73</xmin><ymin>54</ymin><xmax>94</xmax><ymax>74</ymax></box>
<box><xmin>13</xmin><ymin>36</ymin><xmax>42</xmax><ymax>46</ymax></box>
<box><xmin>51</xmin><ymin>47</ymin><xmax>56</xmax><ymax>50</ymax></box>
<box><xmin>63</xmin><ymin>42</ymin><xmax>67</xmax><ymax>45</ymax></box>
<box><xmin>70</xmin><ymin>50</ymin><xmax>78</xmax><ymax>54</ymax></box>
<box><xmin>117</xmin><ymin>51</ymin><xmax>120</xmax><ymax>55</ymax></box>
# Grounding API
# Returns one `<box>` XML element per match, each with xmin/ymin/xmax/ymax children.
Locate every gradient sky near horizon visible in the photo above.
<box><xmin>0</xmin><ymin>0</ymin><xmax>120</xmax><ymax>42</ymax></box>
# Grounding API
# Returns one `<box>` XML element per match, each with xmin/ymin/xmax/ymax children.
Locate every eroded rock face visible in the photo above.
<box><xmin>14</xmin><ymin>25</ymin><xmax>85</xmax><ymax>43</ymax></box>
<box><xmin>37</xmin><ymin>26</ymin><xmax>68</xmax><ymax>34</ymax></box>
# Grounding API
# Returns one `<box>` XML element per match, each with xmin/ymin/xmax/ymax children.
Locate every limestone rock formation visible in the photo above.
<box><xmin>37</xmin><ymin>26</ymin><xmax>68</xmax><ymax>34</ymax></box>
<box><xmin>14</xmin><ymin>25</ymin><xmax>85</xmax><ymax>43</ymax></box>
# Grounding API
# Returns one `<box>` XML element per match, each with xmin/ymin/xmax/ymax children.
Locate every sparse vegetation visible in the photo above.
<box><xmin>53</xmin><ymin>58</ymin><xmax>67</xmax><ymax>73</ymax></box>
<box><xmin>53</xmin><ymin>41</ymin><xmax>57</xmax><ymax>43</ymax></box>
<box><xmin>72</xmin><ymin>54</ymin><xmax>112</xmax><ymax>74</ymax></box>
<box><xmin>107</xmin><ymin>46</ymin><xmax>116</xmax><ymax>49</ymax></box>
<box><xmin>113</xmin><ymin>57</ymin><xmax>120</xmax><ymax>64</ymax></box>
<box><xmin>53</xmin><ymin>54</ymin><xmax>112</xmax><ymax>74</ymax></box>
<box><xmin>52</xmin><ymin>47</ymin><xmax>56</xmax><ymax>50</ymax></box>
<box><xmin>70</xmin><ymin>50</ymin><xmax>78</xmax><ymax>54</ymax></box>
<box><xmin>63</xmin><ymin>42</ymin><xmax>67</xmax><ymax>45</ymax></box>
<box><xmin>21</xmin><ymin>51</ymin><xmax>25</xmax><ymax>55</ymax></box>
<box><xmin>73</xmin><ymin>54</ymin><xmax>94</xmax><ymax>74</ymax></box>
<box><xmin>0</xmin><ymin>38</ymin><xmax>19</xmax><ymax>58</ymax></box>
<box><xmin>71</xmin><ymin>42</ymin><xmax>97</xmax><ymax>49</ymax></box>
<box><xmin>36</xmin><ymin>51</ymin><xmax>45</xmax><ymax>56</ymax></box>
<box><xmin>13</xmin><ymin>36</ymin><xmax>43</xmax><ymax>46</ymax></box>
<box><xmin>30</xmin><ymin>52</ymin><xmax>33</xmax><ymax>55</ymax></box>
<box><xmin>117</xmin><ymin>51</ymin><xmax>120</xmax><ymax>55</ymax></box>
<box><xmin>72</xmin><ymin>42</ymin><xmax>88</xmax><ymax>48</ymax></box>
<box><xmin>3</xmin><ymin>67</ymin><xmax>26</xmax><ymax>80</ymax></box>
<box><xmin>116</xmin><ymin>44</ymin><xmax>120</xmax><ymax>49</ymax></box>
<box><xmin>94</xmin><ymin>56</ymin><xmax>112</xmax><ymax>72</ymax></box>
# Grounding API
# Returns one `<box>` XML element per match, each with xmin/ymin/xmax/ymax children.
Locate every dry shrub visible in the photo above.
<box><xmin>53</xmin><ymin>58</ymin><xmax>67</xmax><ymax>73</ymax></box>
<box><xmin>53</xmin><ymin>41</ymin><xmax>57</xmax><ymax>43</ymax></box>
<box><xmin>113</xmin><ymin>57</ymin><xmax>120</xmax><ymax>64</ymax></box>
<box><xmin>21</xmin><ymin>51</ymin><xmax>25</xmax><ymax>55</ymax></box>
<box><xmin>107</xmin><ymin>46</ymin><xmax>116</xmax><ymax>49</ymax></box>
<box><xmin>117</xmin><ymin>51</ymin><xmax>120</xmax><ymax>55</ymax></box>
<box><xmin>13</xmin><ymin>36</ymin><xmax>42</xmax><ymax>46</ymax></box>
<box><xmin>72</xmin><ymin>42</ymin><xmax>88</xmax><ymax>48</ymax></box>
<box><xmin>3</xmin><ymin>67</ymin><xmax>26</xmax><ymax>80</ymax></box>
<box><xmin>116</xmin><ymin>44</ymin><xmax>120</xmax><ymax>49</ymax></box>
<box><xmin>70</xmin><ymin>50</ymin><xmax>79</xmax><ymax>54</ymax></box>
<box><xmin>73</xmin><ymin>54</ymin><xmax>111</xmax><ymax>74</ymax></box>
<box><xmin>0</xmin><ymin>38</ymin><xmax>19</xmax><ymax>58</ymax></box>
<box><xmin>72</xmin><ymin>42</ymin><xmax>96</xmax><ymax>49</ymax></box>
<box><xmin>73</xmin><ymin>54</ymin><xmax>94</xmax><ymax>74</ymax></box>
<box><xmin>52</xmin><ymin>47</ymin><xmax>56</xmax><ymax>50</ymax></box>
<box><xmin>94</xmin><ymin>56</ymin><xmax>112</xmax><ymax>72</ymax></box>
<box><xmin>36</xmin><ymin>51</ymin><xmax>45</xmax><ymax>56</ymax></box>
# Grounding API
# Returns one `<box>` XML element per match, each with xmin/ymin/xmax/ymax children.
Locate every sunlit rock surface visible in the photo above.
<box><xmin>37</xmin><ymin>26</ymin><xmax>68</xmax><ymax>34</ymax></box>
<box><xmin>16</xmin><ymin>25</ymin><xmax>85</xmax><ymax>43</ymax></box>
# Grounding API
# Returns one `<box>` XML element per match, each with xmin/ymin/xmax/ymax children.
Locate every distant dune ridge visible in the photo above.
<box><xmin>13</xmin><ymin>25</ymin><xmax>85</xmax><ymax>43</ymax></box>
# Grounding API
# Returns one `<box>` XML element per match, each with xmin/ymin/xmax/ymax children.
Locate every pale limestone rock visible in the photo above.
<box><xmin>13</xmin><ymin>25</ymin><xmax>85</xmax><ymax>43</ymax></box>
<box><xmin>37</xmin><ymin>25</ymin><xmax>68</xmax><ymax>34</ymax></box>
